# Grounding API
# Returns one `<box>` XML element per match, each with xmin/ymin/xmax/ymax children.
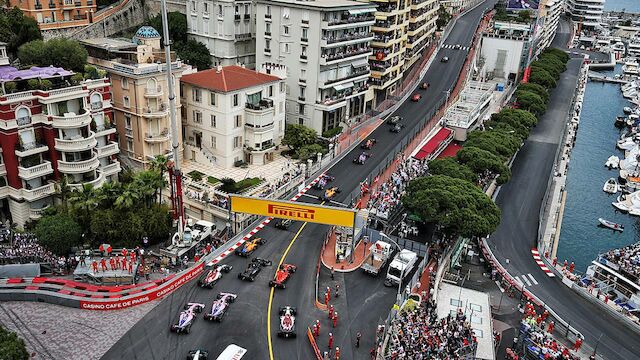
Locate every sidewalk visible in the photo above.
<box><xmin>321</xmin><ymin>230</ymin><xmax>369</xmax><ymax>272</ymax></box>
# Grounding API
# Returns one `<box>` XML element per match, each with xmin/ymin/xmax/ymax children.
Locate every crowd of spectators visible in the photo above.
<box><xmin>601</xmin><ymin>243</ymin><xmax>640</xmax><ymax>283</ymax></box>
<box><xmin>520</xmin><ymin>315</ymin><xmax>581</xmax><ymax>360</ymax></box>
<box><xmin>367</xmin><ymin>156</ymin><xmax>429</xmax><ymax>221</ymax></box>
<box><xmin>0</xmin><ymin>231</ymin><xmax>69</xmax><ymax>273</ymax></box>
<box><xmin>386</xmin><ymin>298</ymin><xmax>477</xmax><ymax>359</ymax></box>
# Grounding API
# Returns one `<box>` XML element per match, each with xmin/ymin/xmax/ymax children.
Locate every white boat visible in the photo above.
<box><xmin>617</xmin><ymin>137</ymin><xmax>637</xmax><ymax>150</ymax></box>
<box><xmin>605</xmin><ymin>156</ymin><xmax>620</xmax><ymax>169</ymax></box>
<box><xmin>604</xmin><ymin>178</ymin><xmax>619</xmax><ymax>193</ymax></box>
<box><xmin>622</xmin><ymin>61</ymin><xmax>640</xmax><ymax>77</ymax></box>
<box><xmin>624</xmin><ymin>88</ymin><xmax>638</xmax><ymax>100</ymax></box>
<box><xmin>624</xmin><ymin>106</ymin><xmax>634</xmax><ymax>114</ymax></box>
<box><xmin>598</xmin><ymin>218</ymin><xmax>624</xmax><ymax>231</ymax></box>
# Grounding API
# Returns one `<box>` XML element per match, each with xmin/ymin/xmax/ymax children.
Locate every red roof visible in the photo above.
<box><xmin>437</xmin><ymin>142</ymin><xmax>462</xmax><ymax>159</ymax></box>
<box><xmin>180</xmin><ymin>66</ymin><xmax>281</xmax><ymax>93</ymax></box>
<box><xmin>413</xmin><ymin>128</ymin><xmax>453</xmax><ymax>160</ymax></box>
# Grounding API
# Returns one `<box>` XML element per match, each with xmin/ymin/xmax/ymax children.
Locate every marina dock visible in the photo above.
<box><xmin>587</xmin><ymin>71</ymin><xmax>628</xmax><ymax>84</ymax></box>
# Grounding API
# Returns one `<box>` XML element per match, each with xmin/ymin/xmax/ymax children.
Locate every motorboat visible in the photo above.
<box><xmin>598</xmin><ymin>218</ymin><xmax>624</xmax><ymax>232</ymax></box>
<box><xmin>616</xmin><ymin>115</ymin><xmax>627</xmax><ymax>127</ymax></box>
<box><xmin>603</xmin><ymin>178</ymin><xmax>619</xmax><ymax>193</ymax></box>
<box><xmin>622</xmin><ymin>61</ymin><xmax>640</xmax><ymax>77</ymax></box>
<box><xmin>612</xmin><ymin>190</ymin><xmax>640</xmax><ymax>214</ymax></box>
<box><xmin>624</xmin><ymin>88</ymin><xmax>638</xmax><ymax>100</ymax></box>
<box><xmin>624</xmin><ymin>107</ymin><xmax>634</xmax><ymax>115</ymax></box>
<box><xmin>605</xmin><ymin>156</ymin><xmax>620</xmax><ymax>169</ymax></box>
<box><xmin>617</xmin><ymin>136</ymin><xmax>637</xmax><ymax>150</ymax></box>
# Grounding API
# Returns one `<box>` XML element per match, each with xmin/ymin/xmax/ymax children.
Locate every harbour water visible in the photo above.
<box><xmin>556</xmin><ymin>66</ymin><xmax>637</xmax><ymax>271</ymax></box>
<box><xmin>604</xmin><ymin>0</ymin><xmax>640</xmax><ymax>12</ymax></box>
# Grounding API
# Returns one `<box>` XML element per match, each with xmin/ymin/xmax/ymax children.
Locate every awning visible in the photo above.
<box><xmin>352</xmin><ymin>59</ymin><xmax>369</xmax><ymax>68</ymax></box>
<box><xmin>348</xmin><ymin>8</ymin><xmax>376</xmax><ymax>15</ymax></box>
<box><xmin>333</xmin><ymin>82</ymin><xmax>354</xmax><ymax>91</ymax></box>
<box><xmin>413</xmin><ymin>128</ymin><xmax>453</xmax><ymax>160</ymax></box>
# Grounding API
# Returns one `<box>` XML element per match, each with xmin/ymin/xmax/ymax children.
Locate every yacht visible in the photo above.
<box><xmin>623</xmin><ymin>61</ymin><xmax>640</xmax><ymax>77</ymax></box>
<box><xmin>605</xmin><ymin>156</ymin><xmax>620</xmax><ymax>169</ymax></box>
<box><xmin>611</xmin><ymin>191</ymin><xmax>640</xmax><ymax>215</ymax></box>
<box><xmin>604</xmin><ymin>178</ymin><xmax>620</xmax><ymax>193</ymax></box>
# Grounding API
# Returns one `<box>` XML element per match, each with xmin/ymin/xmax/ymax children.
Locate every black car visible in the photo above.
<box><xmin>387</xmin><ymin>116</ymin><xmax>402</xmax><ymax>125</ymax></box>
<box><xmin>238</xmin><ymin>258</ymin><xmax>272</xmax><ymax>281</ymax></box>
<box><xmin>274</xmin><ymin>218</ymin><xmax>293</xmax><ymax>230</ymax></box>
<box><xmin>390</xmin><ymin>124</ymin><xmax>405</xmax><ymax>133</ymax></box>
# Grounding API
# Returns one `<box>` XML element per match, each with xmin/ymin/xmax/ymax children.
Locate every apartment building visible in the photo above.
<box><xmin>180</xmin><ymin>64</ymin><xmax>287</xmax><ymax>168</ymax></box>
<box><xmin>567</xmin><ymin>0</ymin><xmax>605</xmax><ymax>30</ymax></box>
<box><xmin>0</xmin><ymin>44</ymin><xmax>119</xmax><ymax>227</ymax></box>
<box><xmin>9</xmin><ymin>0</ymin><xmax>97</xmax><ymax>30</ymax></box>
<box><xmin>81</xmin><ymin>27</ymin><xmax>193</xmax><ymax>169</ymax></box>
<box><xmin>538</xmin><ymin>0</ymin><xmax>563</xmax><ymax>53</ymax></box>
<box><xmin>255</xmin><ymin>0</ymin><xmax>375</xmax><ymax>134</ymax></box>
<box><xmin>187</xmin><ymin>0</ymin><xmax>257</xmax><ymax>68</ymax></box>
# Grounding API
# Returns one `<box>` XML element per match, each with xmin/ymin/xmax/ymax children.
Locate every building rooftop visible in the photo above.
<box><xmin>81</xmin><ymin>37</ymin><xmax>139</xmax><ymax>51</ymax></box>
<box><xmin>257</xmin><ymin>0</ymin><xmax>374</xmax><ymax>10</ymax></box>
<box><xmin>0</xmin><ymin>65</ymin><xmax>73</xmax><ymax>82</ymax></box>
<box><xmin>180</xmin><ymin>66</ymin><xmax>281</xmax><ymax>93</ymax></box>
<box><xmin>135</xmin><ymin>26</ymin><xmax>161</xmax><ymax>39</ymax></box>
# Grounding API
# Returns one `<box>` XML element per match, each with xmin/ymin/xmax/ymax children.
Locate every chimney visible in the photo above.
<box><xmin>216</xmin><ymin>65</ymin><xmax>222</xmax><ymax>73</ymax></box>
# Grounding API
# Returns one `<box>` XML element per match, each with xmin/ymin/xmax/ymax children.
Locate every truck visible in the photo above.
<box><xmin>361</xmin><ymin>240</ymin><xmax>392</xmax><ymax>275</ymax></box>
<box><xmin>385</xmin><ymin>249</ymin><xmax>418</xmax><ymax>286</ymax></box>
<box><xmin>191</xmin><ymin>220</ymin><xmax>215</xmax><ymax>242</ymax></box>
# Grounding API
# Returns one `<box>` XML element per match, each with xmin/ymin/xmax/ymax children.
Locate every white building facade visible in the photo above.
<box><xmin>255</xmin><ymin>0</ymin><xmax>375</xmax><ymax>134</ymax></box>
<box><xmin>180</xmin><ymin>64</ymin><xmax>287</xmax><ymax>168</ymax></box>
<box><xmin>187</xmin><ymin>0</ymin><xmax>257</xmax><ymax>68</ymax></box>
<box><xmin>567</xmin><ymin>0</ymin><xmax>605</xmax><ymax>30</ymax></box>
<box><xmin>538</xmin><ymin>0</ymin><xmax>563</xmax><ymax>53</ymax></box>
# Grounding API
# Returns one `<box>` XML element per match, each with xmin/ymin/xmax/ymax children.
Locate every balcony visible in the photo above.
<box><xmin>101</xmin><ymin>161</ymin><xmax>122</xmax><ymax>177</ymax></box>
<box><xmin>74</xmin><ymin>0</ymin><xmax>81</xmax><ymax>6</ymax></box>
<box><xmin>317</xmin><ymin>84</ymin><xmax>369</xmax><ymax>108</ymax></box>
<box><xmin>18</xmin><ymin>161</ymin><xmax>54</xmax><ymax>181</ymax></box>
<box><xmin>96</xmin><ymin>142</ymin><xmax>119</xmax><ymax>157</ymax></box>
<box><xmin>29</xmin><ymin>205</ymin><xmax>51</xmax><ymax>220</ymax></box>
<box><xmin>301</xmin><ymin>37</ymin><xmax>308</xmax><ymax>42</ymax></box>
<box><xmin>235</xmin><ymin>14</ymin><xmax>241</xmax><ymax>21</ymax></box>
<box><xmin>94</xmin><ymin>124</ymin><xmax>117</xmax><ymax>137</ymax></box>
<box><xmin>145</xmin><ymin>128</ymin><xmax>170</xmax><ymax>143</ymax></box>
<box><xmin>321</xmin><ymin>68</ymin><xmax>370</xmax><ymax>87</ymax></box>
<box><xmin>235</xmin><ymin>33</ymin><xmax>253</xmax><ymax>41</ymax></box>
<box><xmin>22</xmin><ymin>183</ymin><xmax>55</xmax><ymax>202</ymax></box>
<box><xmin>0</xmin><ymin>163</ymin><xmax>5</xmax><ymax>176</ymax></box>
<box><xmin>324</xmin><ymin>15</ymin><xmax>376</xmax><ymax>29</ymax></box>
<box><xmin>144</xmin><ymin>86</ymin><xmax>163</xmax><ymax>98</ymax></box>
<box><xmin>125</xmin><ymin>128</ymin><xmax>133</xmax><ymax>137</ymax></box>
<box><xmin>265</xmin><ymin>14</ymin><xmax>272</xmax><ymax>19</ymax></box>
<box><xmin>300</xmin><ymin>55</ymin><xmax>308</xmax><ymax>61</ymax></box>
<box><xmin>245</xmin><ymin>98</ymin><xmax>274</xmax><ymax>112</ymax></box>
<box><xmin>51</xmin><ymin>111</ymin><xmax>91</xmax><ymax>129</ymax></box>
<box><xmin>57</xmin><ymin>154</ymin><xmax>100</xmax><ymax>174</ymax></box>
<box><xmin>298</xmin><ymin>96</ymin><xmax>306</xmax><ymax>101</ymax></box>
<box><xmin>264</xmin><ymin>32</ymin><xmax>271</xmax><ymax>37</ymax></box>
<box><xmin>68</xmin><ymin>172</ymin><xmax>105</xmax><ymax>191</ymax></box>
<box><xmin>15</xmin><ymin>142</ymin><xmax>48</xmax><ymax>158</ymax></box>
<box><xmin>143</xmin><ymin>103</ymin><xmax>168</xmax><ymax>118</ymax></box>
<box><xmin>244</xmin><ymin>122</ymin><xmax>275</xmax><ymax>134</ymax></box>
<box><xmin>54</xmin><ymin>132</ymin><xmax>97</xmax><ymax>152</ymax></box>
<box><xmin>320</xmin><ymin>48</ymin><xmax>372</xmax><ymax>65</ymax></box>
<box><xmin>264</xmin><ymin>48</ymin><xmax>271</xmax><ymax>55</ymax></box>
<box><xmin>90</xmin><ymin>101</ymin><xmax>103</xmax><ymax>111</ymax></box>
<box><xmin>321</xmin><ymin>33</ymin><xmax>374</xmax><ymax>49</ymax></box>
<box><xmin>302</xmin><ymin>19</ymin><xmax>309</xmax><ymax>25</ymax></box>
<box><xmin>244</xmin><ymin>14</ymin><xmax>250</xmax><ymax>20</ymax></box>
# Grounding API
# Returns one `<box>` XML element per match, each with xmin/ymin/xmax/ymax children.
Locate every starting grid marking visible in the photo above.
<box><xmin>531</xmin><ymin>248</ymin><xmax>555</xmax><ymax>278</ymax></box>
<box><xmin>442</xmin><ymin>44</ymin><xmax>470</xmax><ymax>51</ymax></box>
<box><xmin>513</xmin><ymin>273</ymin><xmax>539</xmax><ymax>287</ymax></box>
<box><xmin>207</xmin><ymin>174</ymin><xmax>324</xmax><ymax>266</ymax></box>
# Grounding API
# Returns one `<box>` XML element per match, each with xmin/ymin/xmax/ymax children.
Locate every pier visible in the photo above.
<box><xmin>587</xmin><ymin>71</ymin><xmax>628</xmax><ymax>84</ymax></box>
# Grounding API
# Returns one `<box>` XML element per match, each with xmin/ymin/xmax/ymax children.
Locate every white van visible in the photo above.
<box><xmin>215</xmin><ymin>344</ymin><xmax>247</xmax><ymax>360</ymax></box>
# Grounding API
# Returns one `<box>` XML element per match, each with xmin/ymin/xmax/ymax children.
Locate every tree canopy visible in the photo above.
<box><xmin>35</xmin><ymin>213</ymin><xmax>83</xmax><ymax>256</ymax></box>
<box><xmin>457</xmin><ymin>146</ymin><xmax>511</xmax><ymax>184</ymax></box>
<box><xmin>18</xmin><ymin>38</ymin><xmax>88</xmax><ymax>72</ymax></box>
<box><xmin>402</xmin><ymin>175</ymin><xmax>501</xmax><ymax>238</ymax></box>
<box><xmin>515</xmin><ymin>90</ymin><xmax>546</xmax><ymax>117</ymax></box>
<box><xmin>529</xmin><ymin>67</ymin><xmax>557</xmax><ymax>89</ymax></box>
<box><xmin>175</xmin><ymin>40</ymin><xmax>212</xmax><ymax>70</ymax></box>
<box><xmin>282</xmin><ymin>124</ymin><xmax>317</xmax><ymax>151</ymax></box>
<box><xmin>148</xmin><ymin>12</ymin><xmax>187</xmax><ymax>43</ymax></box>
<box><xmin>0</xmin><ymin>326</ymin><xmax>28</xmax><ymax>360</ymax></box>
<box><xmin>465</xmin><ymin>130</ymin><xmax>521</xmax><ymax>160</ymax></box>
<box><xmin>427</xmin><ymin>158</ymin><xmax>478</xmax><ymax>183</ymax></box>
<box><xmin>436</xmin><ymin>5</ymin><xmax>452</xmax><ymax>30</ymax></box>
<box><xmin>0</xmin><ymin>7</ymin><xmax>42</xmax><ymax>57</ymax></box>
<box><xmin>517</xmin><ymin>83</ymin><xmax>549</xmax><ymax>104</ymax></box>
<box><xmin>147</xmin><ymin>12</ymin><xmax>211</xmax><ymax>70</ymax></box>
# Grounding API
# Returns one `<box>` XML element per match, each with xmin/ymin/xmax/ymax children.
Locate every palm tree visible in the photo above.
<box><xmin>55</xmin><ymin>176</ymin><xmax>72</xmax><ymax>213</ymax></box>
<box><xmin>149</xmin><ymin>155</ymin><xmax>169</xmax><ymax>204</ymax></box>
<box><xmin>135</xmin><ymin>170</ymin><xmax>162</xmax><ymax>207</ymax></box>
<box><xmin>69</xmin><ymin>184</ymin><xmax>99</xmax><ymax>213</ymax></box>
<box><xmin>115</xmin><ymin>183</ymin><xmax>141</xmax><ymax>209</ymax></box>
<box><xmin>95</xmin><ymin>181</ymin><xmax>121</xmax><ymax>208</ymax></box>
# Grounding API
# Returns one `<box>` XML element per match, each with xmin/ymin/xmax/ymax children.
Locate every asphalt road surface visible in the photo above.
<box><xmin>101</xmin><ymin>2</ymin><xmax>494</xmax><ymax>359</ymax></box>
<box><xmin>487</xmin><ymin>21</ymin><xmax>640</xmax><ymax>360</ymax></box>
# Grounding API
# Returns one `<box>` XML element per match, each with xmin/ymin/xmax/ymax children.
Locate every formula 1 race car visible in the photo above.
<box><xmin>353</xmin><ymin>152</ymin><xmax>370</xmax><ymax>165</ymax></box>
<box><xmin>187</xmin><ymin>349</ymin><xmax>209</xmax><ymax>360</ymax></box>
<box><xmin>360</xmin><ymin>138</ymin><xmax>377</xmax><ymax>150</ymax></box>
<box><xmin>321</xmin><ymin>186</ymin><xmax>341</xmax><ymax>201</ymax></box>
<box><xmin>277</xmin><ymin>306</ymin><xmax>297</xmax><ymax>338</ymax></box>
<box><xmin>269</xmin><ymin>264</ymin><xmax>297</xmax><ymax>289</ymax></box>
<box><xmin>235</xmin><ymin>237</ymin><xmax>266</xmax><ymax>257</ymax></box>
<box><xmin>421</xmin><ymin>82</ymin><xmax>430</xmax><ymax>90</ymax></box>
<box><xmin>170</xmin><ymin>303</ymin><xmax>205</xmax><ymax>334</ymax></box>
<box><xmin>204</xmin><ymin>292</ymin><xmax>237</xmax><ymax>322</ymax></box>
<box><xmin>238</xmin><ymin>258</ymin><xmax>272</xmax><ymax>281</ymax></box>
<box><xmin>197</xmin><ymin>264</ymin><xmax>232</xmax><ymax>288</ymax></box>
<box><xmin>387</xmin><ymin>115</ymin><xmax>402</xmax><ymax>125</ymax></box>
<box><xmin>274</xmin><ymin>218</ymin><xmax>293</xmax><ymax>230</ymax></box>
<box><xmin>412</xmin><ymin>93</ymin><xmax>421</xmax><ymax>102</ymax></box>
<box><xmin>314</xmin><ymin>174</ymin><xmax>335</xmax><ymax>190</ymax></box>
<box><xmin>390</xmin><ymin>123</ymin><xmax>405</xmax><ymax>133</ymax></box>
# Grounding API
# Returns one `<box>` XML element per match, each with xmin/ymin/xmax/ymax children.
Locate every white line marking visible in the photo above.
<box><xmin>528</xmin><ymin>273</ymin><xmax>538</xmax><ymax>285</ymax></box>
<box><xmin>521</xmin><ymin>275</ymin><xmax>532</xmax><ymax>287</ymax></box>
<box><xmin>514</xmin><ymin>276</ymin><xmax>524</xmax><ymax>287</ymax></box>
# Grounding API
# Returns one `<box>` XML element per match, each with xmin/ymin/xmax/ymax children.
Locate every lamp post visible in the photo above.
<box><xmin>379</xmin><ymin>231</ymin><xmax>405</xmax><ymax>306</ymax></box>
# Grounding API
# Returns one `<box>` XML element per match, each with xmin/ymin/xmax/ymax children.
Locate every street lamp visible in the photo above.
<box><xmin>379</xmin><ymin>231</ymin><xmax>405</xmax><ymax>306</ymax></box>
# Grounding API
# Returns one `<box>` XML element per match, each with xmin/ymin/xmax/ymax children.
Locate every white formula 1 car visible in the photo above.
<box><xmin>170</xmin><ymin>302</ymin><xmax>205</xmax><ymax>334</ymax></box>
<box><xmin>198</xmin><ymin>264</ymin><xmax>232</xmax><ymax>288</ymax></box>
<box><xmin>277</xmin><ymin>306</ymin><xmax>297</xmax><ymax>338</ymax></box>
<box><xmin>204</xmin><ymin>293</ymin><xmax>237</xmax><ymax>322</ymax></box>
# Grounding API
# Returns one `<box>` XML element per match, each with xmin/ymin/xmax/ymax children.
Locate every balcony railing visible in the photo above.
<box><xmin>143</xmin><ymin>103</ymin><xmax>168</xmax><ymax>116</ymax></box>
<box><xmin>15</xmin><ymin>142</ymin><xmax>48</xmax><ymax>158</ymax></box>
<box><xmin>235</xmin><ymin>14</ymin><xmax>241</xmax><ymax>21</ymax></box>
<box><xmin>322</xmin><ymin>48</ymin><xmax>371</xmax><ymax>62</ymax></box>
<box><xmin>300</xmin><ymin>55</ymin><xmax>308</xmax><ymax>60</ymax></box>
<box><xmin>96</xmin><ymin>142</ymin><xmax>119</xmax><ymax>157</ymax></box>
<box><xmin>51</xmin><ymin>111</ymin><xmax>91</xmax><ymax>129</ymax></box>
<box><xmin>323</xmin><ymin>32</ymin><xmax>373</xmax><ymax>45</ymax></box>
<box><xmin>29</xmin><ymin>205</ymin><xmax>51</xmax><ymax>220</ymax></box>
<box><xmin>301</xmin><ymin>37</ymin><xmax>308</xmax><ymax>42</ymax></box>
<box><xmin>264</xmin><ymin>48</ymin><xmax>271</xmax><ymax>54</ymax></box>
<box><xmin>326</xmin><ymin>15</ymin><xmax>375</xmax><ymax>26</ymax></box>
<box><xmin>68</xmin><ymin>172</ymin><xmax>105</xmax><ymax>191</ymax></box>
<box><xmin>144</xmin><ymin>86</ymin><xmax>163</xmax><ymax>97</ymax></box>
<box><xmin>302</xmin><ymin>19</ymin><xmax>309</xmax><ymax>25</ymax></box>
<box><xmin>244</xmin><ymin>14</ymin><xmax>250</xmax><ymax>19</ymax></box>
<box><xmin>145</xmin><ymin>128</ymin><xmax>170</xmax><ymax>142</ymax></box>
<box><xmin>265</xmin><ymin>14</ymin><xmax>272</xmax><ymax>19</ymax></box>
<box><xmin>244</xmin><ymin>122</ymin><xmax>275</xmax><ymax>132</ymax></box>
<box><xmin>0</xmin><ymin>163</ymin><xmax>5</xmax><ymax>175</ymax></box>
<box><xmin>318</xmin><ymin>84</ymin><xmax>369</xmax><ymax>106</ymax></box>
<box><xmin>101</xmin><ymin>162</ymin><xmax>122</xmax><ymax>176</ymax></box>
<box><xmin>298</xmin><ymin>96</ymin><xmax>306</xmax><ymax>101</ymax></box>
<box><xmin>90</xmin><ymin>102</ymin><xmax>102</xmax><ymax>110</ymax></box>
<box><xmin>235</xmin><ymin>33</ymin><xmax>252</xmax><ymax>40</ymax></box>
<box><xmin>54</xmin><ymin>132</ymin><xmax>97</xmax><ymax>152</ymax></box>
<box><xmin>322</xmin><ymin>68</ymin><xmax>370</xmax><ymax>86</ymax></box>
<box><xmin>18</xmin><ymin>161</ymin><xmax>54</xmax><ymax>180</ymax></box>
<box><xmin>245</xmin><ymin>98</ymin><xmax>274</xmax><ymax>111</ymax></box>
<box><xmin>22</xmin><ymin>183</ymin><xmax>55</xmax><ymax>202</ymax></box>
<box><xmin>57</xmin><ymin>154</ymin><xmax>100</xmax><ymax>174</ymax></box>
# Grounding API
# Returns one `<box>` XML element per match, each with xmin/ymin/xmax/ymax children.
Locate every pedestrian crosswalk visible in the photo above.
<box><xmin>513</xmin><ymin>273</ymin><xmax>539</xmax><ymax>287</ymax></box>
<box><xmin>442</xmin><ymin>44</ymin><xmax>470</xmax><ymax>51</ymax></box>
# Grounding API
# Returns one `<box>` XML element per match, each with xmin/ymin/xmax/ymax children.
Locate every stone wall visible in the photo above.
<box><xmin>145</xmin><ymin>0</ymin><xmax>186</xmax><ymax>17</ymax></box>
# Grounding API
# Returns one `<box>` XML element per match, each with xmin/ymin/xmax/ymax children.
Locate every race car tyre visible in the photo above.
<box><xmin>198</xmin><ymin>280</ymin><xmax>203</xmax><ymax>287</ymax></box>
<box><xmin>186</xmin><ymin>325</ymin><xmax>191</xmax><ymax>334</ymax></box>
<box><xmin>291</xmin><ymin>308</ymin><xmax>297</xmax><ymax>315</ymax></box>
<box><xmin>222</xmin><ymin>266</ymin><xmax>232</xmax><ymax>273</ymax></box>
<box><xmin>170</xmin><ymin>326</ymin><xmax>176</xmax><ymax>333</ymax></box>
<box><xmin>281</xmin><ymin>284</ymin><xmax>286</xmax><ymax>289</ymax></box>
<box><xmin>229</xmin><ymin>296</ymin><xmax>235</xmax><ymax>303</ymax></box>
<box><xmin>290</xmin><ymin>267</ymin><xmax>297</xmax><ymax>273</ymax></box>
<box><xmin>269</xmin><ymin>281</ymin><xmax>275</xmax><ymax>287</ymax></box>
<box><xmin>266</xmin><ymin>260</ymin><xmax>273</xmax><ymax>266</ymax></box>
<box><xmin>216</xmin><ymin>294</ymin><xmax>222</xmax><ymax>299</ymax></box>
<box><xmin>238</xmin><ymin>274</ymin><xmax>244</xmax><ymax>280</ymax></box>
<box><xmin>291</xmin><ymin>332</ymin><xmax>297</xmax><ymax>338</ymax></box>
<box><xmin>183</xmin><ymin>304</ymin><xmax>190</xmax><ymax>310</ymax></box>
<box><xmin>249</xmin><ymin>276</ymin><xmax>255</xmax><ymax>282</ymax></box>
<box><xmin>195</xmin><ymin>306</ymin><xmax>203</xmax><ymax>313</ymax></box>
<box><xmin>204</xmin><ymin>314</ymin><xmax>212</xmax><ymax>321</ymax></box>
<box><xmin>277</xmin><ymin>332</ymin><xmax>283</xmax><ymax>338</ymax></box>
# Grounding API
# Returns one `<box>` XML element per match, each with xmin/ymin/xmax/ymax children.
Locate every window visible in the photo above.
<box><xmin>280</xmin><ymin>82</ymin><xmax>286</xmax><ymax>93</ymax></box>
<box><xmin>233</xmin><ymin>136</ymin><xmax>242</xmax><ymax>149</ymax></box>
<box><xmin>203</xmin><ymin>2</ymin><xmax>208</xmax><ymax>12</ymax></box>
<box><xmin>244</xmin><ymin>4</ymin><xmax>249</xmax><ymax>14</ymax></box>
<box><xmin>283</xmin><ymin>25</ymin><xmax>289</xmax><ymax>35</ymax></box>
<box><xmin>469</xmin><ymin>303</ymin><xmax>482</xmax><ymax>312</ymax></box>
<box><xmin>450</xmin><ymin>299</ymin><xmax>463</xmax><ymax>307</ymax></box>
<box><xmin>266</xmin><ymin>5</ymin><xmax>271</xmax><ymax>16</ymax></box>
<box><xmin>235</xmin><ymin>115</ymin><xmax>242</xmax><ymax>128</ymax></box>
<box><xmin>218</xmin><ymin>4</ymin><xmax>223</xmax><ymax>16</ymax></box>
<box><xmin>298</xmin><ymin>103</ymin><xmax>305</xmax><ymax>115</ymax></box>
<box><xmin>191</xmin><ymin>17</ymin><xmax>197</xmax><ymax>32</ymax></box>
<box><xmin>121</xmin><ymin>78</ymin><xmax>129</xmax><ymax>89</ymax></box>
<box><xmin>302</xmin><ymin>28</ymin><xmax>308</xmax><ymax>40</ymax></box>
<box><xmin>125</xmin><ymin>114</ymin><xmax>132</xmax><ymax>128</ymax></box>
<box><xmin>301</xmin><ymin>45</ymin><xmax>307</xmax><ymax>57</ymax></box>
<box><xmin>123</xmin><ymin>96</ymin><xmax>130</xmax><ymax>108</ymax></box>
<box><xmin>302</xmin><ymin>11</ymin><xmax>309</xmax><ymax>22</ymax></box>
<box><xmin>233</xmin><ymin>94</ymin><xmax>239</xmax><ymax>107</ymax></box>
<box><xmin>235</xmin><ymin>5</ymin><xmax>239</xmax><ymax>14</ymax></box>
<box><xmin>191</xmin><ymin>1</ymin><xmax>195</xmax><ymax>10</ymax></box>
<box><xmin>299</xmin><ymin>86</ymin><xmax>305</xmax><ymax>98</ymax></box>
<box><xmin>266</xmin><ymin>23</ymin><xmax>271</xmax><ymax>33</ymax></box>
<box><xmin>204</xmin><ymin>20</ymin><xmax>209</xmax><ymax>35</ymax></box>
<box><xmin>209</xmin><ymin>92</ymin><xmax>216</xmax><ymax>106</ymax></box>
<box><xmin>247</xmin><ymin>92</ymin><xmax>262</xmax><ymax>105</ymax></box>
<box><xmin>284</xmin><ymin>43</ymin><xmax>290</xmax><ymax>53</ymax></box>
<box><xmin>298</xmin><ymin>118</ymin><xmax>304</xmax><ymax>125</ymax></box>
<box><xmin>192</xmin><ymin>88</ymin><xmax>202</xmax><ymax>102</ymax></box>
<box><xmin>211</xmin><ymin>136</ymin><xmax>217</xmax><ymax>149</ymax></box>
<box><xmin>283</xmin><ymin>7</ymin><xmax>290</xmax><ymax>18</ymax></box>
<box><xmin>300</xmin><ymin>69</ymin><xmax>306</xmax><ymax>79</ymax></box>
<box><xmin>269</xmin><ymin>86</ymin><xmax>273</xmax><ymax>97</ymax></box>
<box><xmin>265</xmin><ymin>39</ymin><xmax>271</xmax><ymax>50</ymax></box>
<box><xmin>279</xmin><ymin>102</ymin><xmax>284</xmax><ymax>114</ymax></box>
<box><xmin>127</xmin><ymin>139</ymin><xmax>133</xmax><ymax>151</ymax></box>
<box><xmin>210</xmin><ymin>115</ymin><xmax>216</xmax><ymax>127</ymax></box>
<box><xmin>192</xmin><ymin>110</ymin><xmax>202</xmax><ymax>124</ymax></box>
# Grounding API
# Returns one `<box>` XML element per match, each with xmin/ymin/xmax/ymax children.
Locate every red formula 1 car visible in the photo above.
<box><xmin>197</xmin><ymin>264</ymin><xmax>232</xmax><ymax>288</ymax></box>
<box><xmin>269</xmin><ymin>264</ymin><xmax>297</xmax><ymax>288</ymax></box>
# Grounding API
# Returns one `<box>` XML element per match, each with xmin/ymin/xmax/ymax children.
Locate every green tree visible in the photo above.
<box><xmin>436</xmin><ymin>5</ymin><xmax>452</xmax><ymax>30</ymax></box>
<box><xmin>18</xmin><ymin>38</ymin><xmax>88</xmax><ymax>72</ymax></box>
<box><xmin>529</xmin><ymin>68</ymin><xmax>557</xmax><ymax>89</ymax></box>
<box><xmin>517</xmin><ymin>10</ymin><xmax>531</xmax><ymax>23</ymax></box>
<box><xmin>148</xmin><ymin>12</ymin><xmax>187</xmax><ymax>43</ymax></box>
<box><xmin>491</xmin><ymin>108</ymin><xmax>538</xmax><ymax>129</ymax></box>
<box><xmin>297</xmin><ymin>143</ymin><xmax>327</xmax><ymax>161</ymax></box>
<box><xmin>134</xmin><ymin>170</ymin><xmax>163</xmax><ymax>207</ymax></box>
<box><xmin>517</xmin><ymin>83</ymin><xmax>549</xmax><ymax>104</ymax></box>
<box><xmin>465</xmin><ymin>130</ymin><xmax>521</xmax><ymax>159</ymax></box>
<box><xmin>0</xmin><ymin>326</ymin><xmax>29</xmax><ymax>360</ymax></box>
<box><xmin>515</xmin><ymin>90</ymin><xmax>546</xmax><ymax>117</ymax></box>
<box><xmin>149</xmin><ymin>155</ymin><xmax>169</xmax><ymax>204</ymax></box>
<box><xmin>541</xmin><ymin>48</ymin><xmax>569</xmax><ymax>64</ymax></box>
<box><xmin>35</xmin><ymin>214</ymin><xmax>82</xmax><ymax>255</ymax></box>
<box><xmin>402</xmin><ymin>175</ymin><xmax>501</xmax><ymax>238</ymax></box>
<box><xmin>457</xmin><ymin>146</ymin><xmax>512</xmax><ymax>184</ymax></box>
<box><xmin>55</xmin><ymin>176</ymin><xmax>72</xmax><ymax>214</ymax></box>
<box><xmin>175</xmin><ymin>40</ymin><xmax>212</xmax><ymax>70</ymax></box>
<box><xmin>282</xmin><ymin>124</ymin><xmax>317</xmax><ymax>151</ymax></box>
<box><xmin>0</xmin><ymin>7</ymin><xmax>42</xmax><ymax>57</ymax></box>
<box><xmin>531</xmin><ymin>61</ymin><xmax>561</xmax><ymax>80</ymax></box>
<box><xmin>428</xmin><ymin>157</ymin><xmax>477</xmax><ymax>183</ymax></box>
<box><xmin>115</xmin><ymin>183</ymin><xmax>141</xmax><ymax>209</ymax></box>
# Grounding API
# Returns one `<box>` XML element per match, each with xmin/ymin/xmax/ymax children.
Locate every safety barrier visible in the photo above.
<box><xmin>307</xmin><ymin>327</ymin><xmax>323</xmax><ymax>360</ymax></box>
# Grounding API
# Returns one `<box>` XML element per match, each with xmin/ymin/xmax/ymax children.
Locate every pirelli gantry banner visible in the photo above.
<box><xmin>230</xmin><ymin>195</ymin><xmax>356</xmax><ymax>228</ymax></box>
